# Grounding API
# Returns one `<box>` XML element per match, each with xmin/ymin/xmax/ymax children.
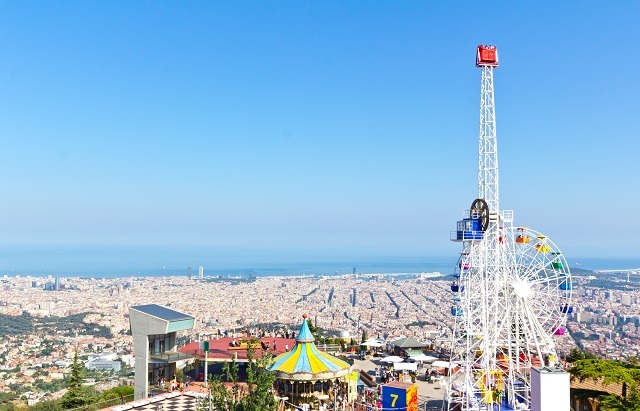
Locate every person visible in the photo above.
<box><xmin>121</xmin><ymin>394</ymin><xmax>125</xmax><ymax>404</ymax></box>
<box><xmin>285</xmin><ymin>344</ymin><xmax>289</xmax><ymax>351</ymax></box>
<box><xmin>273</xmin><ymin>340</ymin><xmax>277</xmax><ymax>351</ymax></box>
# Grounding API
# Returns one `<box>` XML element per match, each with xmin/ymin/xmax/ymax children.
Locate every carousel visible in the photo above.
<box><xmin>268</xmin><ymin>314</ymin><xmax>356</xmax><ymax>409</ymax></box>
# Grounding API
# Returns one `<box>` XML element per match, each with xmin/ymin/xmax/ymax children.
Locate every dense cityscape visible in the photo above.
<box><xmin>1</xmin><ymin>268</ymin><xmax>639</xmax><ymax>406</ymax></box>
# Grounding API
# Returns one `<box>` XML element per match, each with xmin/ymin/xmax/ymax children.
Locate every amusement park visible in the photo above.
<box><xmin>104</xmin><ymin>45</ymin><xmax>578</xmax><ymax>411</ymax></box>
<box><xmin>5</xmin><ymin>2</ymin><xmax>640</xmax><ymax>411</ymax></box>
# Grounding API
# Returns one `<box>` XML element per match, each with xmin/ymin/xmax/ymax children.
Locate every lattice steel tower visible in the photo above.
<box><xmin>443</xmin><ymin>46</ymin><xmax>572</xmax><ymax>411</ymax></box>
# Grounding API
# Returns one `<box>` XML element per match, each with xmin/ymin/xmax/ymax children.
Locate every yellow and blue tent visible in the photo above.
<box><xmin>268</xmin><ymin>314</ymin><xmax>351</xmax><ymax>381</ymax></box>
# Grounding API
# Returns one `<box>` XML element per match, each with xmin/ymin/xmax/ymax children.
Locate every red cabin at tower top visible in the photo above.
<box><xmin>476</xmin><ymin>45</ymin><xmax>499</xmax><ymax>67</ymax></box>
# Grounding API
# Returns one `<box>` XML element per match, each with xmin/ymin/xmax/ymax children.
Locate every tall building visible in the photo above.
<box><xmin>55</xmin><ymin>275</ymin><xmax>59</xmax><ymax>291</ymax></box>
<box><xmin>128</xmin><ymin>304</ymin><xmax>195</xmax><ymax>399</ymax></box>
<box><xmin>187</xmin><ymin>266</ymin><xmax>192</xmax><ymax>279</ymax></box>
<box><xmin>199</xmin><ymin>266</ymin><xmax>204</xmax><ymax>279</ymax></box>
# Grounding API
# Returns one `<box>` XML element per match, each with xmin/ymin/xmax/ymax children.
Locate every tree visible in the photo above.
<box><xmin>97</xmin><ymin>386</ymin><xmax>134</xmax><ymax>408</ymax></box>
<box><xmin>567</xmin><ymin>347</ymin><xmax>597</xmax><ymax>362</ymax></box>
<box><xmin>207</xmin><ymin>338</ymin><xmax>277</xmax><ymax>411</ymax></box>
<box><xmin>361</xmin><ymin>330</ymin><xmax>367</xmax><ymax>344</ymax></box>
<box><xmin>0</xmin><ymin>393</ymin><xmax>18</xmax><ymax>411</ymax></box>
<box><xmin>599</xmin><ymin>387</ymin><xmax>640</xmax><ymax>411</ymax></box>
<box><xmin>0</xmin><ymin>402</ymin><xmax>16</xmax><ymax>411</ymax></box>
<box><xmin>208</xmin><ymin>359</ymin><xmax>241</xmax><ymax>411</ymax></box>
<box><xmin>29</xmin><ymin>400</ymin><xmax>61</xmax><ymax>411</ymax></box>
<box><xmin>570</xmin><ymin>358</ymin><xmax>640</xmax><ymax>410</ymax></box>
<box><xmin>306</xmin><ymin>318</ymin><xmax>322</xmax><ymax>342</ymax></box>
<box><xmin>59</xmin><ymin>350</ymin><xmax>94</xmax><ymax>410</ymax></box>
<box><xmin>241</xmin><ymin>342</ymin><xmax>277</xmax><ymax>411</ymax></box>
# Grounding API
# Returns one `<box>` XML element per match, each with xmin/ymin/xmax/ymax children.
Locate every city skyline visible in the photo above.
<box><xmin>1</xmin><ymin>2</ymin><xmax>639</xmax><ymax>260</ymax></box>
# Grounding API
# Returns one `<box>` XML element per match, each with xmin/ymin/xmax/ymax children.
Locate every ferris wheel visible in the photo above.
<box><xmin>447</xmin><ymin>214</ymin><xmax>573</xmax><ymax>411</ymax></box>
<box><xmin>453</xmin><ymin>225</ymin><xmax>572</xmax><ymax>334</ymax></box>
<box><xmin>443</xmin><ymin>46</ymin><xmax>572</xmax><ymax>411</ymax></box>
<box><xmin>509</xmin><ymin>227</ymin><xmax>572</xmax><ymax>334</ymax></box>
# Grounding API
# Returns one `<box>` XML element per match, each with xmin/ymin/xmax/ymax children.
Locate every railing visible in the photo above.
<box><xmin>184</xmin><ymin>343</ymin><xmax>344</xmax><ymax>359</ymax></box>
<box><xmin>315</xmin><ymin>343</ymin><xmax>341</xmax><ymax>353</ymax></box>
<box><xmin>450</xmin><ymin>231</ymin><xmax>484</xmax><ymax>242</ymax></box>
<box><xmin>149</xmin><ymin>351</ymin><xmax>195</xmax><ymax>363</ymax></box>
<box><xmin>501</xmin><ymin>210</ymin><xmax>514</xmax><ymax>221</ymax></box>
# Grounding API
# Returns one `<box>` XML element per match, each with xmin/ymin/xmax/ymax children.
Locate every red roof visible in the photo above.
<box><xmin>180</xmin><ymin>337</ymin><xmax>296</xmax><ymax>362</ymax></box>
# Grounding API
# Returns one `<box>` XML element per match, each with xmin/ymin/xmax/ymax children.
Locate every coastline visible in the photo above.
<box><xmin>0</xmin><ymin>244</ymin><xmax>637</xmax><ymax>278</ymax></box>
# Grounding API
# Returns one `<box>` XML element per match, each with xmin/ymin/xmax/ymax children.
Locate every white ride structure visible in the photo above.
<box><xmin>443</xmin><ymin>46</ymin><xmax>573</xmax><ymax>411</ymax></box>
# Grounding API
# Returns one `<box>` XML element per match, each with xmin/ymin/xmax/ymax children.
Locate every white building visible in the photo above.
<box><xmin>87</xmin><ymin>359</ymin><xmax>121</xmax><ymax>373</ymax></box>
<box><xmin>621</xmin><ymin>293</ymin><xmax>632</xmax><ymax>306</ymax></box>
<box><xmin>199</xmin><ymin>266</ymin><xmax>204</xmax><ymax>279</ymax></box>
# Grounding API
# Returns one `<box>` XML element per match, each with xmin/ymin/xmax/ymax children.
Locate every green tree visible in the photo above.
<box><xmin>207</xmin><ymin>338</ymin><xmax>277</xmax><ymax>411</ymax></box>
<box><xmin>0</xmin><ymin>402</ymin><xmax>16</xmax><ymax>411</ymax></box>
<box><xmin>0</xmin><ymin>393</ymin><xmax>18</xmax><ymax>411</ymax></box>
<box><xmin>599</xmin><ymin>387</ymin><xmax>640</xmax><ymax>411</ymax></box>
<box><xmin>96</xmin><ymin>386</ymin><xmax>134</xmax><ymax>408</ymax></box>
<box><xmin>567</xmin><ymin>347</ymin><xmax>597</xmax><ymax>362</ymax></box>
<box><xmin>306</xmin><ymin>318</ymin><xmax>322</xmax><ymax>342</ymax></box>
<box><xmin>208</xmin><ymin>359</ymin><xmax>241</xmax><ymax>411</ymax></box>
<box><xmin>59</xmin><ymin>350</ymin><xmax>94</xmax><ymax>410</ymax></box>
<box><xmin>29</xmin><ymin>400</ymin><xmax>60</xmax><ymax>411</ymax></box>
<box><xmin>570</xmin><ymin>358</ymin><xmax>640</xmax><ymax>410</ymax></box>
<box><xmin>241</xmin><ymin>341</ymin><xmax>277</xmax><ymax>411</ymax></box>
<box><xmin>361</xmin><ymin>330</ymin><xmax>367</xmax><ymax>344</ymax></box>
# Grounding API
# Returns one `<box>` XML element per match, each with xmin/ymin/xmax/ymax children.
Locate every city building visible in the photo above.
<box><xmin>128</xmin><ymin>304</ymin><xmax>195</xmax><ymax>399</ymax></box>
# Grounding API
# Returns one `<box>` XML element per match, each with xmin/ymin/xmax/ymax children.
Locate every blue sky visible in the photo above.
<box><xmin>0</xmin><ymin>1</ymin><xmax>638</xmax><ymax>261</ymax></box>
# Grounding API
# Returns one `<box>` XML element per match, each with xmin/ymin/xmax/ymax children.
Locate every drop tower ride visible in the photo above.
<box><xmin>443</xmin><ymin>45</ymin><xmax>573</xmax><ymax>411</ymax></box>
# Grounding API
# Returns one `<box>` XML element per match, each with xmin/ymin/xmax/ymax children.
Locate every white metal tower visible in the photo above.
<box><xmin>444</xmin><ymin>46</ymin><xmax>572</xmax><ymax>411</ymax></box>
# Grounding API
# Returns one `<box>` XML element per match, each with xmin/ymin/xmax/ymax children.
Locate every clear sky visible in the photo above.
<box><xmin>0</xmin><ymin>1</ymin><xmax>638</xmax><ymax>261</ymax></box>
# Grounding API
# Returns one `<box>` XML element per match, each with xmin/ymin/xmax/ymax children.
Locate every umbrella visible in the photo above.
<box><xmin>380</xmin><ymin>355</ymin><xmax>404</xmax><ymax>363</ymax></box>
<box><xmin>431</xmin><ymin>360</ymin><xmax>457</xmax><ymax>368</ymax></box>
<box><xmin>413</xmin><ymin>354</ymin><xmax>438</xmax><ymax>362</ymax></box>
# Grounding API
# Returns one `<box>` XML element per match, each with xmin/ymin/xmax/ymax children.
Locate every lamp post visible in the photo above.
<box><xmin>203</xmin><ymin>341</ymin><xmax>209</xmax><ymax>384</ymax></box>
<box><xmin>202</xmin><ymin>340</ymin><xmax>210</xmax><ymax>410</ymax></box>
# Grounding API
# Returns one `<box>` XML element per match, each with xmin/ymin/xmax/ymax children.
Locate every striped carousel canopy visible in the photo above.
<box><xmin>268</xmin><ymin>314</ymin><xmax>351</xmax><ymax>381</ymax></box>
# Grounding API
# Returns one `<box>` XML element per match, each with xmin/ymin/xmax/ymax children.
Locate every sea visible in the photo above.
<box><xmin>0</xmin><ymin>245</ymin><xmax>637</xmax><ymax>279</ymax></box>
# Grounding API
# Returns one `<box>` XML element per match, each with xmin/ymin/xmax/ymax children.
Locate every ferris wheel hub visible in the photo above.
<box><xmin>512</xmin><ymin>279</ymin><xmax>533</xmax><ymax>299</ymax></box>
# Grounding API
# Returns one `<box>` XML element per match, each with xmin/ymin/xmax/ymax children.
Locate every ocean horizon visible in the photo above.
<box><xmin>0</xmin><ymin>245</ymin><xmax>637</xmax><ymax>278</ymax></box>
